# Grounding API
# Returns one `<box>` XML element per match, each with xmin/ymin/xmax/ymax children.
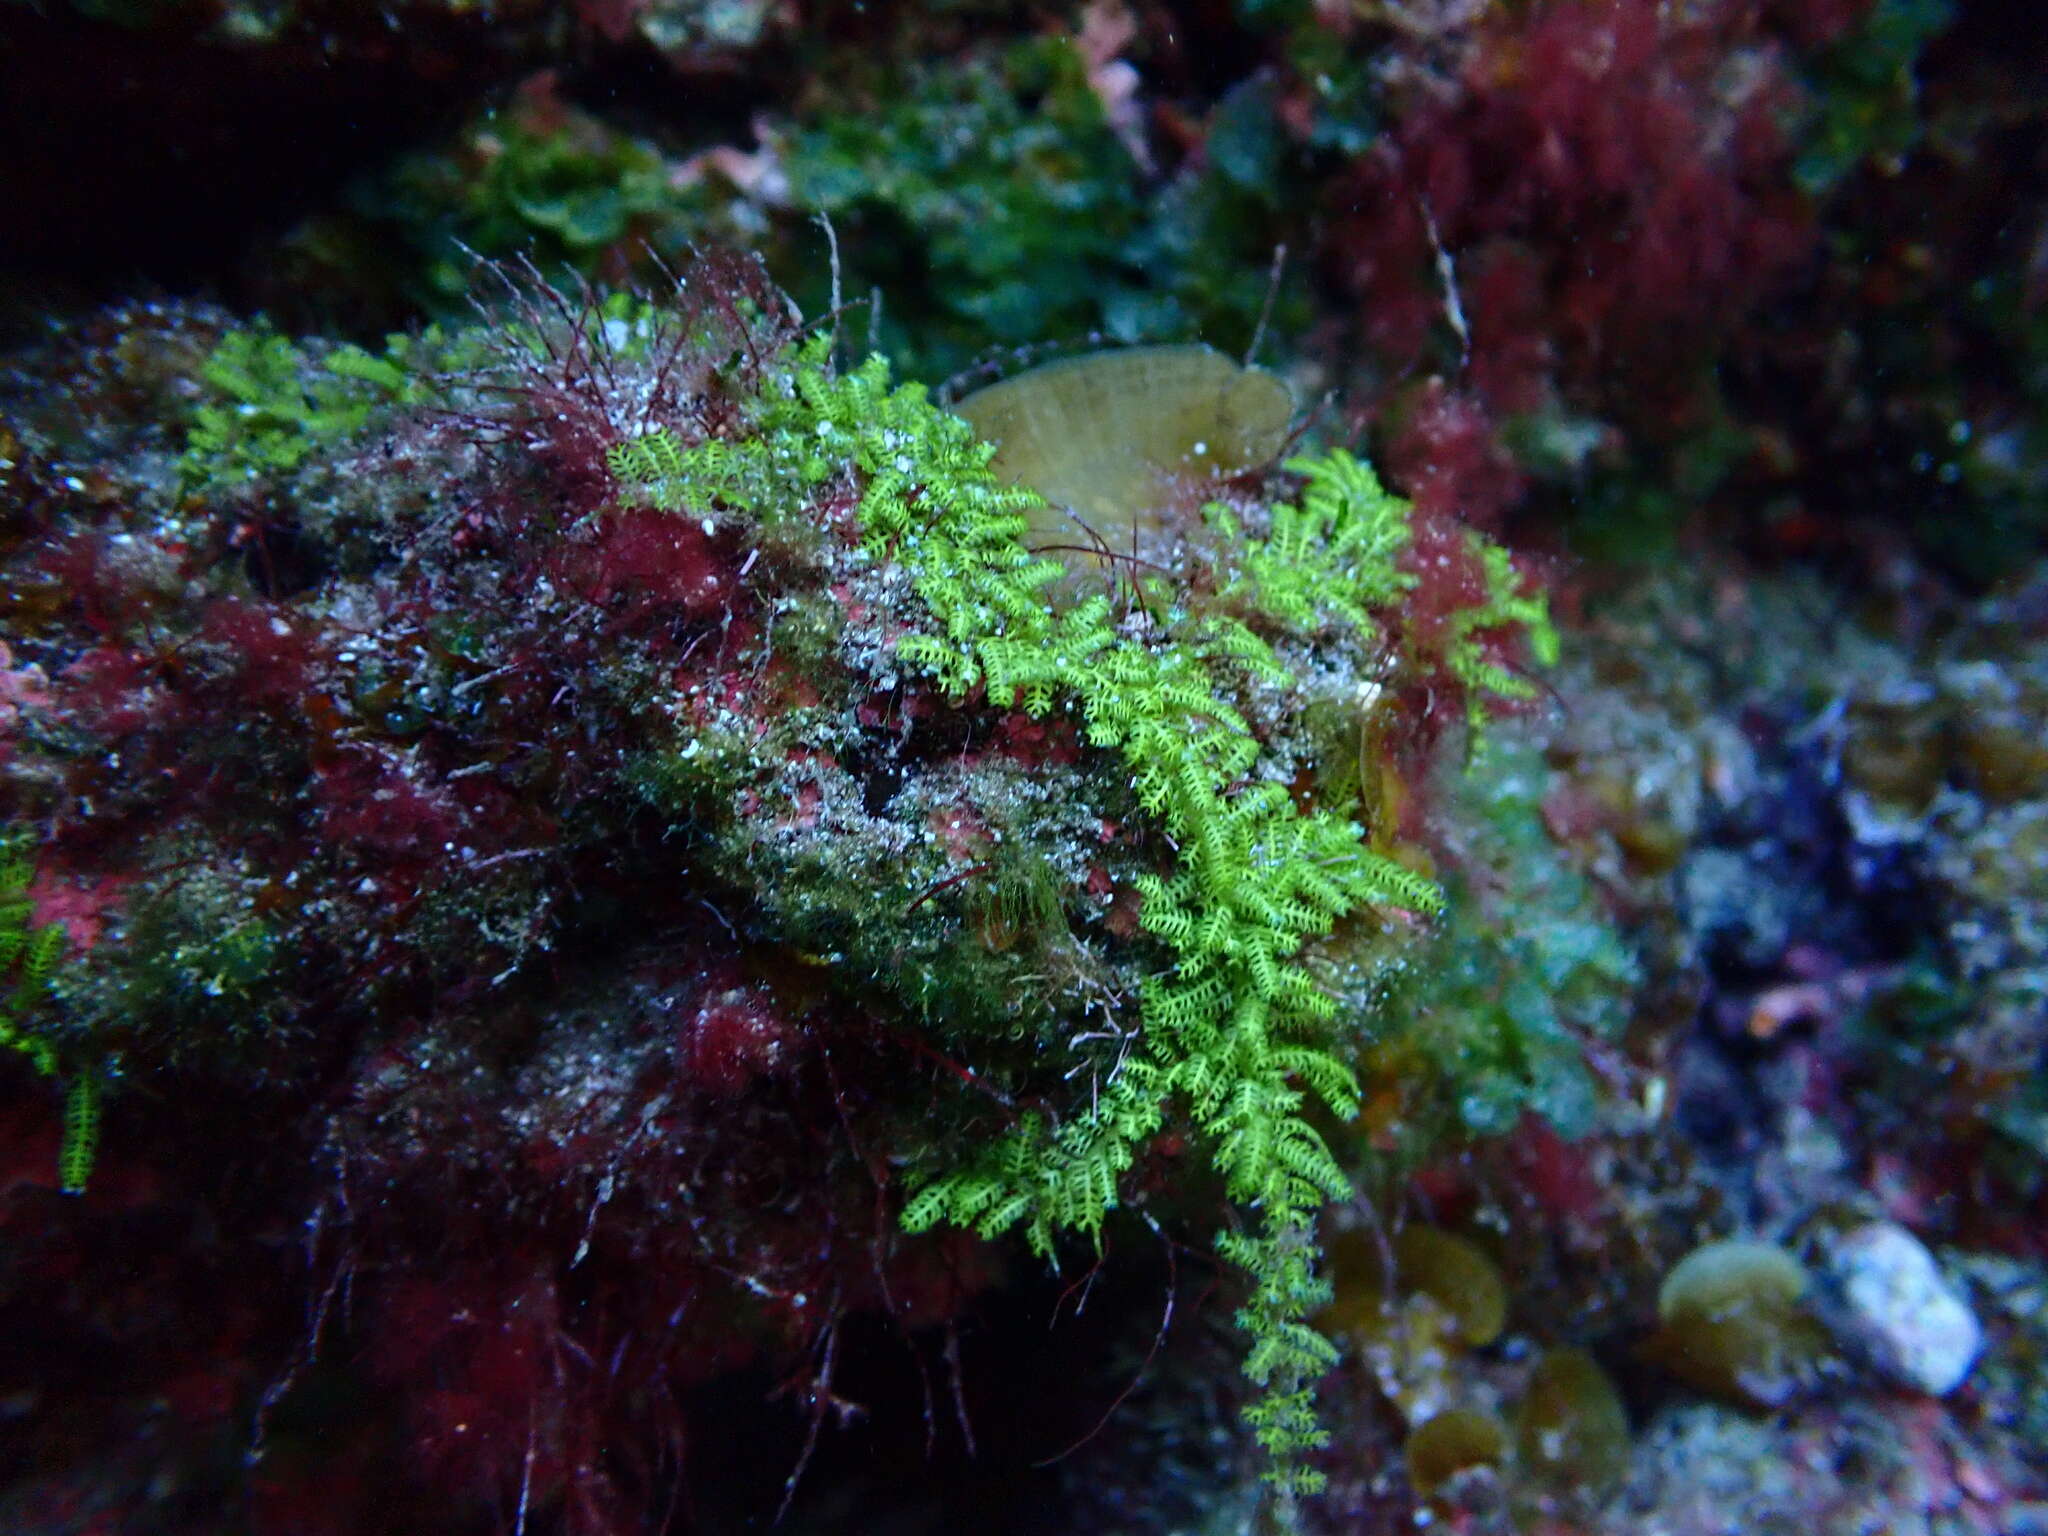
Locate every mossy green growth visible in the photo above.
<box><xmin>785</xmin><ymin>37</ymin><xmax>1148</xmax><ymax>380</ymax></box>
<box><xmin>1205</xmin><ymin>447</ymin><xmax>1415</xmax><ymax>636</ymax></box>
<box><xmin>35</xmin><ymin>844</ymin><xmax>303</xmax><ymax>1089</ymax></box>
<box><xmin>1794</xmin><ymin>0</ymin><xmax>1956</xmax><ymax>194</ymax></box>
<box><xmin>609</xmin><ymin>338</ymin><xmax>1552</xmax><ymax>1497</ymax></box>
<box><xmin>321</xmin><ymin>31</ymin><xmax>1317</xmax><ymax>374</ymax></box>
<box><xmin>181</xmin><ymin>324</ymin><xmax>440</xmax><ymax>490</ymax></box>
<box><xmin>122</xmin><ymin>894</ymin><xmax>283</xmax><ymax>1036</ymax></box>
<box><xmin>1446</xmin><ymin>537</ymin><xmax>1561</xmax><ymax>725</ymax></box>
<box><xmin>777</xmin><ymin>35</ymin><xmax>1312</xmax><ymax>379</ymax></box>
<box><xmin>1372</xmin><ymin>737</ymin><xmax>1637</xmax><ymax>1150</ymax></box>
<box><xmin>1107</xmin><ymin>69</ymin><xmax>1318</xmax><ymax>350</ymax></box>
<box><xmin>365</xmin><ymin>94</ymin><xmax>693</xmax><ymax>308</ymax></box>
<box><xmin>0</xmin><ymin>833</ymin><xmax>97</xmax><ymax>1193</ymax></box>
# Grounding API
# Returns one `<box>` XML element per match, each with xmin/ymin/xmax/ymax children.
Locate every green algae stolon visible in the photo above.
<box><xmin>951</xmin><ymin>343</ymin><xmax>1293</xmax><ymax>552</ymax></box>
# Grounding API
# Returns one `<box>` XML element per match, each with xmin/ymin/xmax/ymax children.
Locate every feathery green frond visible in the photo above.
<box><xmin>181</xmin><ymin>325</ymin><xmax>443</xmax><ymax>490</ymax></box>
<box><xmin>607</xmin><ymin>338</ymin><xmax>1557</xmax><ymax>1498</ymax></box>
<box><xmin>1210</xmin><ymin>448</ymin><xmax>1415</xmax><ymax>637</ymax></box>
<box><xmin>0</xmin><ymin>831</ymin><xmax>96</xmax><ymax>1193</ymax></box>
<box><xmin>1443</xmin><ymin>533</ymin><xmax>1561</xmax><ymax>724</ymax></box>
<box><xmin>59</xmin><ymin>1073</ymin><xmax>99</xmax><ymax>1195</ymax></box>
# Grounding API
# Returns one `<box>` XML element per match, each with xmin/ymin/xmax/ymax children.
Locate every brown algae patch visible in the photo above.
<box><xmin>952</xmin><ymin>343</ymin><xmax>1293</xmax><ymax>556</ymax></box>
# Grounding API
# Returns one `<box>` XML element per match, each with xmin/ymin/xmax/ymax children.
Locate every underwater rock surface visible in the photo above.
<box><xmin>0</xmin><ymin>0</ymin><xmax>2043</xmax><ymax>1532</ymax></box>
